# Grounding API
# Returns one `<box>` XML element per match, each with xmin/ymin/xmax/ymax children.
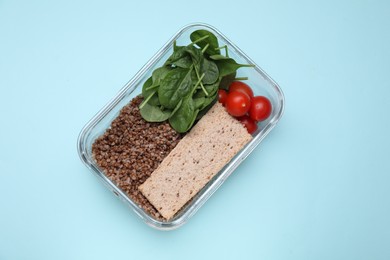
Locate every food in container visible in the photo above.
<box><xmin>78</xmin><ymin>23</ymin><xmax>285</xmax><ymax>230</ymax></box>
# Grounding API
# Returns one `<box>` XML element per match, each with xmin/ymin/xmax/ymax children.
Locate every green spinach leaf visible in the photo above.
<box><xmin>204</xmin><ymin>80</ymin><xmax>220</xmax><ymax>97</ymax></box>
<box><xmin>139</xmin><ymin>29</ymin><xmax>254</xmax><ymax>133</ymax></box>
<box><xmin>152</xmin><ymin>66</ymin><xmax>171</xmax><ymax>86</ymax></box>
<box><xmin>172</xmin><ymin>55</ymin><xmax>192</xmax><ymax>68</ymax></box>
<box><xmin>196</xmin><ymin>96</ymin><xmax>217</xmax><ymax>120</ymax></box>
<box><xmin>164</xmin><ymin>46</ymin><xmax>187</xmax><ymax>65</ymax></box>
<box><xmin>185</xmin><ymin>45</ymin><xmax>203</xmax><ymax>70</ymax></box>
<box><xmin>169</xmin><ymin>99</ymin><xmax>183</xmax><ymax>117</ymax></box>
<box><xmin>219</xmin><ymin>72</ymin><xmax>236</xmax><ymax>90</ymax></box>
<box><xmin>142</xmin><ymin>76</ymin><xmax>160</xmax><ymax>105</ymax></box>
<box><xmin>158</xmin><ymin>67</ymin><xmax>193</xmax><ymax>109</ymax></box>
<box><xmin>201</xmin><ymin>58</ymin><xmax>219</xmax><ymax>84</ymax></box>
<box><xmin>169</xmin><ymin>95</ymin><xmax>195</xmax><ymax>133</ymax></box>
<box><xmin>209</xmin><ymin>54</ymin><xmax>230</xmax><ymax>60</ymax></box>
<box><xmin>200</xmin><ymin>91</ymin><xmax>218</xmax><ymax>110</ymax></box>
<box><xmin>193</xmin><ymin>96</ymin><xmax>205</xmax><ymax>109</ymax></box>
<box><xmin>140</xmin><ymin>102</ymin><xmax>172</xmax><ymax>122</ymax></box>
<box><xmin>215</xmin><ymin>58</ymin><xmax>254</xmax><ymax>77</ymax></box>
<box><xmin>190</xmin><ymin>30</ymin><xmax>220</xmax><ymax>56</ymax></box>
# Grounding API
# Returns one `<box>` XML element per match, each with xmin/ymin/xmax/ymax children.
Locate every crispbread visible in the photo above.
<box><xmin>138</xmin><ymin>102</ymin><xmax>253</xmax><ymax>219</ymax></box>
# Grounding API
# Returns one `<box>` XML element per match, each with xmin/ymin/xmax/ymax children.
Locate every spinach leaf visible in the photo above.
<box><xmin>169</xmin><ymin>95</ymin><xmax>195</xmax><ymax>133</ymax></box>
<box><xmin>142</xmin><ymin>76</ymin><xmax>160</xmax><ymax>105</ymax></box>
<box><xmin>209</xmin><ymin>54</ymin><xmax>230</xmax><ymax>60</ymax></box>
<box><xmin>191</xmin><ymin>69</ymin><xmax>198</xmax><ymax>83</ymax></box>
<box><xmin>152</xmin><ymin>66</ymin><xmax>171</xmax><ymax>86</ymax></box>
<box><xmin>173</xmin><ymin>40</ymin><xmax>179</xmax><ymax>51</ymax></box>
<box><xmin>201</xmin><ymin>58</ymin><xmax>219</xmax><ymax>84</ymax></box>
<box><xmin>158</xmin><ymin>67</ymin><xmax>193</xmax><ymax>109</ymax></box>
<box><xmin>140</xmin><ymin>102</ymin><xmax>172</xmax><ymax>122</ymax></box>
<box><xmin>142</xmin><ymin>76</ymin><xmax>153</xmax><ymax>96</ymax></box>
<box><xmin>139</xmin><ymin>29</ymin><xmax>254</xmax><ymax>133</ymax></box>
<box><xmin>196</xmin><ymin>96</ymin><xmax>217</xmax><ymax>120</ymax></box>
<box><xmin>169</xmin><ymin>99</ymin><xmax>183</xmax><ymax>117</ymax></box>
<box><xmin>215</xmin><ymin>58</ymin><xmax>254</xmax><ymax>77</ymax></box>
<box><xmin>190</xmin><ymin>30</ymin><xmax>220</xmax><ymax>56</ymax></box>
<box><xmin>172</xmin><ymin>55</ymin><xmax>192</xmax><ymax>68</ymax></box>
<box><xmin>219</xmin><ymin>72</ymin><xmax>236</xmax><ymax>90</ymax></box>
<box><xmin>193</xmin><ymin>96</ymin><xmax>205</xmax><ymax>109</ymax></box>
<box><xmin>200</xmin><ymin>91</ymin><xmax>218</xmax><ymax>110</ymax></box>
<box><xmin>191</xmin><ymin>69</ymin><xmax>209</xmax><ymax>97</ymax></box>
<box><xmin>166</xmin><ymin>45</ymin><xmax>202</xmax><ymax>70</ymax></box>
<box><xmin>193</xmin><ymin>88</ymin><xmax>206</xmax><ymax>99</ymax></box>
<box><xmin>185</xmin><ymin>45</ymin><xmax>203</xmax><ymax>71</ymax></box>
<box><xmin>164</xmin><ymin>46</ymin><xmax>187</xmax><ymax>65</ymax></box>
<box><xmin>204</xmin><ymin>80</ymin><xmax>220</xmax><ymax>97</ymax></box>
<box><xmin>189</xmin><ymin>109</ymin><xmax>200</xmax><ymax>129</ymax></box>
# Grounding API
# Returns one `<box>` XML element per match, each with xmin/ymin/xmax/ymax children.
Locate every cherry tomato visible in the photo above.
<box><xmin>238</xmin><ymin>115</ymin><xmax>258</xmax><ymax>134</ymax></box>
<box><xmin>229</xmin><ymin>81</ymin><xmax>254</xmax><ymax>99</ymax></box>
<box><xmin>249</xmin><ymin>96</ymin><xmax>272</xmax><ymax>121</ymax></box>
<box><xmin>218</xmin><ymin>89</ymin><xmax>228</xmax><ymax>105</ymax></box>
<box><xmin>225</xmin><ymin>91</ymin><xmax>251</xmax><ymax>117</ymax></box>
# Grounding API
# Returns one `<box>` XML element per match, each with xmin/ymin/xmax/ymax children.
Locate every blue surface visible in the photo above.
<box><xmin>1</xmin><ymin>1</ymin><xmax>390</xmax><ymax>259</ymax></box>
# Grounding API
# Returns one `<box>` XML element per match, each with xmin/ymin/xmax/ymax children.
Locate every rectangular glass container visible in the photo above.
<box><xmin>77</xmin><ymin>23</ymin><xmax>285</xmax><ymax>230</ymax></box>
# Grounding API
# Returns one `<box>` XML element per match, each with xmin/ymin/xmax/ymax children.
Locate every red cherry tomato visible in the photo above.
<box><xmin>218</xmin><ymin>89</ymin><xmax>228</xmax><ymax>105</ymax></box>
<box><xmin>228</xmin><ymin>81</ymin><xmax>254</xmax><ymax>99</ymax></box>
<box><xmin>249</xmin><ymin>96</ymin><xmax>272</xmax><ymax>121</ymax></box>
<box><xmin>238</xmin><ymin>115</ymin><xmax>258</xmax><ymax>134</ymax></box>
<box><xmin>225</xmin><ymin>91</ymin><xmax>251</xmax><ymax>117</ymax></box>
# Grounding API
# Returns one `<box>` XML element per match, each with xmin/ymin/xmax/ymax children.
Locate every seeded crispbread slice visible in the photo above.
<box><xmin>139</xmin><ymin>102</ymin><xmax>253</xmax><ymax>219</ymax></box>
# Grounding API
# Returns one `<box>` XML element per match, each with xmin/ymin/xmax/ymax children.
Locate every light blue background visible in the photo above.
<box><xmin>1</xmin><ymin>0</ymin><xmax>389</xmax><ymax>259</ymax></box>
